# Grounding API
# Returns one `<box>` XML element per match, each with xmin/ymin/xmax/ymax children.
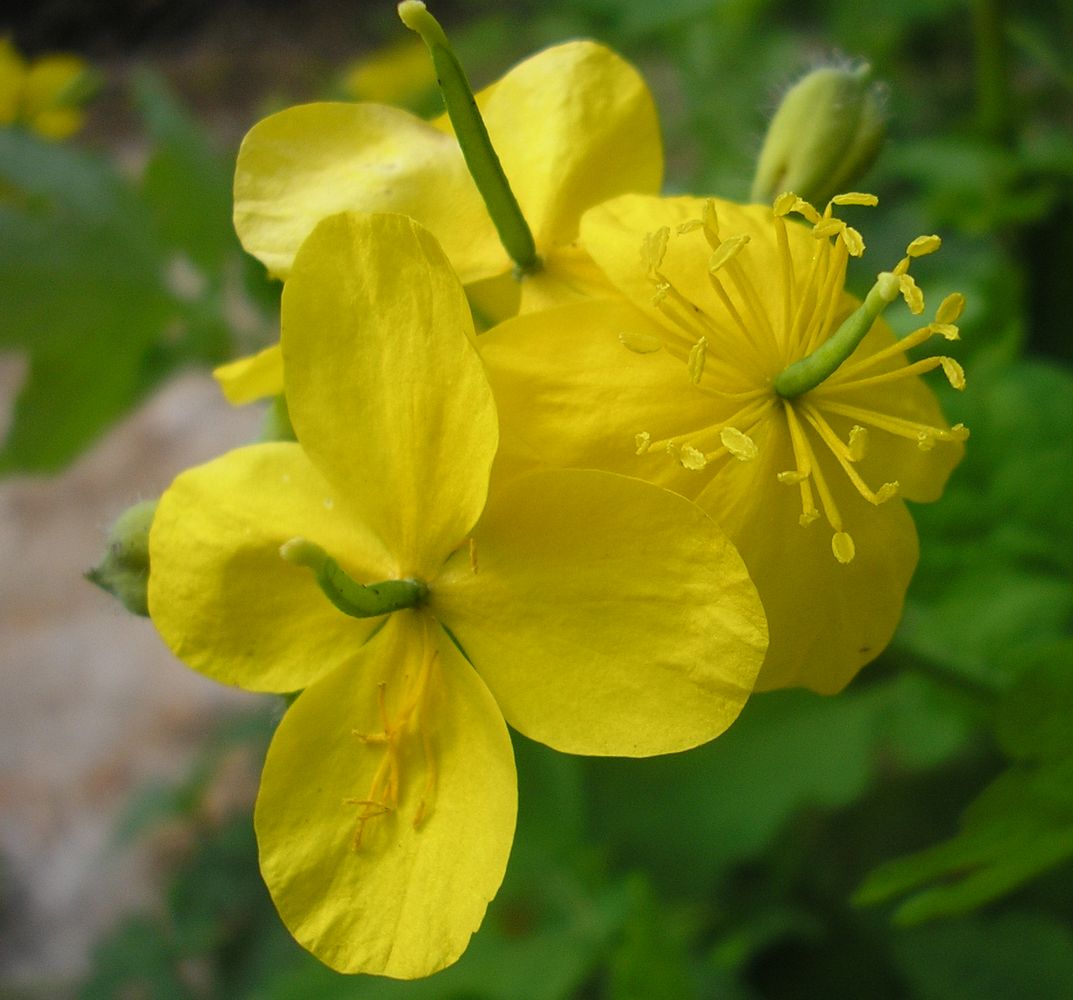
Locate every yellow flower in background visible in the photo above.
<box><xmin>480</xmin><ymin>193</ymin><xmax>966</xmax><ymax>694</ymax></box>
<box><xmin>216</xmin><ymin>38</ymin><xmax>662</xmax><ymax>403</ymax></box>
<box><xmin>0</xmin><ymin>37</ymin><xmax>93</xmax><ymax>140</ymax></box>
<box><xmin>151</xmin><ymin>211</ymin><xmax>766</xmax><ymax>976</ymax></box>
<box><xmin>342</xmin><ymin>37</ymin><xmax>437</xmax><ymax>107</ymax></box>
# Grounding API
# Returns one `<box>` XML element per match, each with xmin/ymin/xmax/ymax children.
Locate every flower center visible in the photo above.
<box><xmin>625</xmin><ymin>192</ymin><xmax>969</xmax><ymax>563</ymax></box>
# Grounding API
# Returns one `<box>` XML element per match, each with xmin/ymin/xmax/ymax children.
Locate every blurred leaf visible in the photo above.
<box><xmin>0</xmin><ymin>74</ymin><xmax>266</xmax><ymax>475</ymax></box>
<box><xmin>857</xmin><ymin>644</ymin><xmax>1073</xmax><ymax>923</ymax></box>
<box><xmin>585</xmin><ymin>672</ymin><xmax>975</xmax><ymax>895</ymax></box>
<box><xmin>134</xmin><ymin>68</ymin><xmax>235</xmax><ymax>272</ymax></box>
<box><xmin>892</xmin><ymin>913</ymin><xmax>1073</xmax><ymax>1000</ymax></box>
<box><xmin>607</xmin><ymin>875</ymin><xmax>697</xmax><ymax>1000</ymax></box>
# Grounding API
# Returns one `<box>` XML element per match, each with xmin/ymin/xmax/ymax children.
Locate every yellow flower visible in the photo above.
<box><xmin>479</xmin><ymin>193</ymin><xmax>967</xmax><ymax>694</ymax></box>
<box><xmin>217</xmin><ymin>39</ymin><xmax>662</xmax><ymax>403</ymax></box>
<box><xmin>0</xmin><ymin>37</ymin><xmax>91</xmax><ymax>140</ymax></box>
<box><xmin>150</xmin><ymin>212</ymin><xmax>766</xmax><ymax>977</ymax></box>
<box><xmin>342</xmin><ymin>37</ymin><xmax>437</xmax><ymax>107</ymax></box>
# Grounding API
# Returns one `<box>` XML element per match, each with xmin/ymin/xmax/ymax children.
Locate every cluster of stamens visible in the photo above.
<box><xmin>624</xmin><ymin>192</ymin><xmax>969</xmax><ymax>564</ymax></box>
<box><xmin>344</xmin><ymin>638</ymin><xmax>440</xmax><ymax>850</ymax></box>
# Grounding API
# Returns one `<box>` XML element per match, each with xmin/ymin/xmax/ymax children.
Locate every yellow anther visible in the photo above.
<box><xmin>468</xmin><ymin>536</ymin><xmax>479</xmax><ymax>574</ymax></box>
<box><xmin>940</xmin><ymin>357</ymin><xmax>966</xmax><ymax>390</ymax></box>
<box><xmin>688</xmin><ymin>337</ymin><xmax>708</xmax><ymax>384</ymax></box>
<box><xmin>619</xmin><ymin>330</ymin><xmax>663</xmax><ymax>354</ymax></box>
<box><xmin>812</xmin><ymin>219</ymin><xmax>844</xmax><ymax>240</ymax></box>
<box><xmin>799</xmin><ymin>509</ymin><xmax>821</xmax><ymax>526</ymax></box>
<box><xmin>874</xmin><ymin>482</ymin><xmax>899</xmax><ymax>503</ymax></box>
<box><xmin>840</xmin><ymin>225</ymin><xmax>865</xmax><ymax>257</ymax></box>
<box><xmin>778</xmin><ymin>469</ymin><xmax>808</xmax><ymax>484</ymax></box>
<box><xmin>772</xmin><ymin>191</ymin><xmax>798</xmax><ymax>216</ymax></box>
<box><xmin>791</xmin><ymin>197</ymin><xmax>822</xmax><ymax>224</ymax></box>
<box><xmin>848</xmin><ymin>425</ymin><xmax>869</xmax><ymax>461</ymax></box>
<box><xmin>906</xmin><ymin>234</ymin><xmax>942</xmax><ymax>257</ymax></box>
<box><xmin>634</xmin><ymin>431</ymin><xmax>652</xmax><ymax>455</ymax></box>
<box><xmin>680</xmin><ymin>444</ymin><xmax>708</xmax><ymax>470</ymax></box>
<box><xmin>677</xmin><ymin>219</ymin><xmax>704</xmax><ymax>235</ymax></box>
<box><xmin>708</xmin><ymin>235</ymin><xmax>750</xmax><ymax>272</ymax></box>
<box><xmin>898</xmin><ymin>273</ymin><xmax>925</xmax><ymax>314</ymax></box>
<box><xmin>935</xmin><ymin>292</ymin><xmax>965</xmax><ymax>325</ymax></box>
<box><xmin>641</xmin><ymin>227</ymin><xmax>670</xmax><ymax>272</ymax></box>
<box><xmin>720</xmin><ymin>426</ymin><xmax>759</xmax><ymax>461</ymax></box>
<box><xmin>916</xmin><ymin>430</ymin><xmax>937</xmax><ymax>451</ymax></box>
<box><xmin>929</xmin><ymin>322</ymin><xmax>960</xmax><ymax>341</ymax></box>
<box><xmin>830</xmin><ymin>192</ymin><xmax>879</xmax><ymax>207</ymax></box>
<box><xmin>832</xmin><ymin>531</ymin><xmax>856</xmax><ymax>563</ymax></box>
<box><xmin>702</xmin><ymin>199</ymin><xmax>720</xmax><ymax>237</ymax></box>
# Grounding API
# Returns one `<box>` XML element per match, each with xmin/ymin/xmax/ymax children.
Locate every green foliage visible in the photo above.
<box><xmin>0</xmin><ymin>73</ymin><xmax>271</xmax><ymax>476</ymax></box>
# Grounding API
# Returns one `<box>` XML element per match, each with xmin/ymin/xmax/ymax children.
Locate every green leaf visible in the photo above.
<box><xmin>133</xmin><ymin>69</ymin><xmax>236</xmax><ymax>272</ymax></box>
<box><xmin>892</xmin><ymin>913</ymin><xmax>1073</xmax><ymax>1000</ymax></box>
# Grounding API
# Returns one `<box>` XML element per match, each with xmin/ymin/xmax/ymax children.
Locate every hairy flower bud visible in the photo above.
<box><xmin>86</xmin><ymin>499</ymin><xmax>157</xmax><ymax>616</ymax></box>
<box><xmin>751</xmin><ymin>64</ymin><xmax>885</xmax><ymax>208</ymax></box>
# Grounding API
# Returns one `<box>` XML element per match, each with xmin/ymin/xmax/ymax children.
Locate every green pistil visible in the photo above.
<box><xmin>399</xmin><ymin>1</ymin><xmax>541</xmax><ymax>275</ymax></box>
<box><xmin>774</xmin><ymin>272</ymin><xmax>899</xmax><ymax>399</ymax></box>
<box><xmin>280</xmin><ymin>538</ymin><xmax>428</xmax><ymax>619</ymax></box>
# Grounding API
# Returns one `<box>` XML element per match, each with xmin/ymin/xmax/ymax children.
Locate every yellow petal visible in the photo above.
<box><xmin>255</xmin><ymin>611</ymin><xmax>516</xmax><ymax>977</ymax></box>
<box><xmin>149</xmin><ymin>443</ymin><xmax>393</xmax><ymax>693</ymax></box>
<box><xmin>282</xmin><ymin>212</ymin><xmax>498</xmax><ymax>576</ymax></box>
<box><xmin>213</xmin><ymin>343</ymin><xmax>284</xmax><ymax>405</ymax></box>
<box><xmin>434</xmin><ymin>469</ymin><xmax>766</xmax><ymax>756</ymax></box>
<box><xmin>233</xmin><ymin>103</ymin><xmax>498</xmax><ymax>281</ymax></box>
<box><xmin>475</xmin><ymin>41</ymin><xmax>663</xmax><ymax>250</ymax></box>
<box><xmin>479</xmin><ymin>298</ymin><xmax>713</xmax><ymax>492</ymax></box>
<box><xmin>582</xmin><ymin>195</ymin><xmax>803</xmax><ymax>371</ymax></box>
<box><xmin>694</xmin><ymin>414</ymin><xmax>919</xmax><ymax>694</ymax></box>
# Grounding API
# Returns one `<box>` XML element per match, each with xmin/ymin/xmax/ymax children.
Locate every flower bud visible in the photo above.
<box><xmin>86</xmin><ymin>499</ymin><xmax>157</xmax><ymax>617</ymax></box>
<box><xmin>751</xmin><ymin>64</ymin><xmax>886</xmax><ymax>208</ymax></box>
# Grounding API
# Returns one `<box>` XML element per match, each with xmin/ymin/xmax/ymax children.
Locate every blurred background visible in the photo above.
<box><xmin>1</xmin><ymin>0</ymin><xmax>1072</xmax><ymax>997</ymax></box>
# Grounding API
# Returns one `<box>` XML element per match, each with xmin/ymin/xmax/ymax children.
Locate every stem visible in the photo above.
<box><xmin>398</xmin><ymin>1</ymin><xmax>541</xmax><ymax>274</ymax></box>
<box><xmin>971</xmin><ymin>0</ymin><xmax>1012</xmax><ymax>142</ymax></box>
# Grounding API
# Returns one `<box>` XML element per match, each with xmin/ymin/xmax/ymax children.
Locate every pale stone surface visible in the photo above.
<box><xmin>0</xmin><ymin>370</ymin><xmax>264</xmax><ymax>982</ymax></box>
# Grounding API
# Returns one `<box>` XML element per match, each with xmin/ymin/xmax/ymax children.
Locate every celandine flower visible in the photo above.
<box><xmin>0</xmin><ymin>37</ymin><xmax>92</xmax><ymax>139</ymax></box>
<box><xmin>217</xmin><ymin>35</ymin><xmax>662</xmax><ymax>403</ymax></box>
<box><xmin>479</xmin><ymin>193</ymin><xmax>966</xmax><ymax>694</ymax></box>
<box><xmin>149</xmin><ymin>211</ymin><xmax>766</xmax><ymax>977</ymax></box>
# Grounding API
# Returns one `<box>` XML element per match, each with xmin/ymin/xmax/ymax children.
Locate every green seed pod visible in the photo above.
<box><xmin>751</xmin><ymin>64</ymin><xmax>886</xmax><ymax>208</ymax></box>
<box><xmin>86</xmin><ymin>498</ymin><xmax>157</xmax><ymax>617</ymax></box>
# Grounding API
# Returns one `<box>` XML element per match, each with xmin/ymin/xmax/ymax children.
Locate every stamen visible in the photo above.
<box><xmin>688</xmin><ymin>337</ymin><xmax>708</xmax><ymax>384</ymax></box>
<box><xmin>802</xmin><ymin>404</ymin><xmax>898</xmax><ymax>506</ymax></box>
<box><xmin>619</xmin><ymin>330</ymin><xmax>663</xmax><ymax>354</ymax></box>
<box><xmin>346</xmin><ymin>631</ymin><xmax>441</xmax><ymax>849</ymax></box>
<box><xmin>907</xmin><ymin>234</ymin><xmax>942</xmax><ymax>257</ymax></box>
<box><xmin>680</xmin><ymin>444</ymin><xmax>707</xmax><ymax>470</ymax></box>
<box><xmin>816</xmin><ymin>399</ymin><xmax>970</xmax><ymax>449</ymax></box>
<box><xmin>720</xmin><ymin>426</ymin><xmax>758</xmax><ymax>461</ymax></box>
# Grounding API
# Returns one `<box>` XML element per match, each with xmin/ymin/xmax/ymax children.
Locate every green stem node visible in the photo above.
<box><xmin>280</xmin><ymin>538</ymin><xmax>428</xmax><ymax>618</ymax></box>
<box><xmin>398</xmin><ymin>0</ymin><xmax>541</xmax><ymax>274</ymax></box>
<box><xmin>774</xmin><ymin>272</ymin><xmax>899</xmax><ymax>399</ymax></box>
